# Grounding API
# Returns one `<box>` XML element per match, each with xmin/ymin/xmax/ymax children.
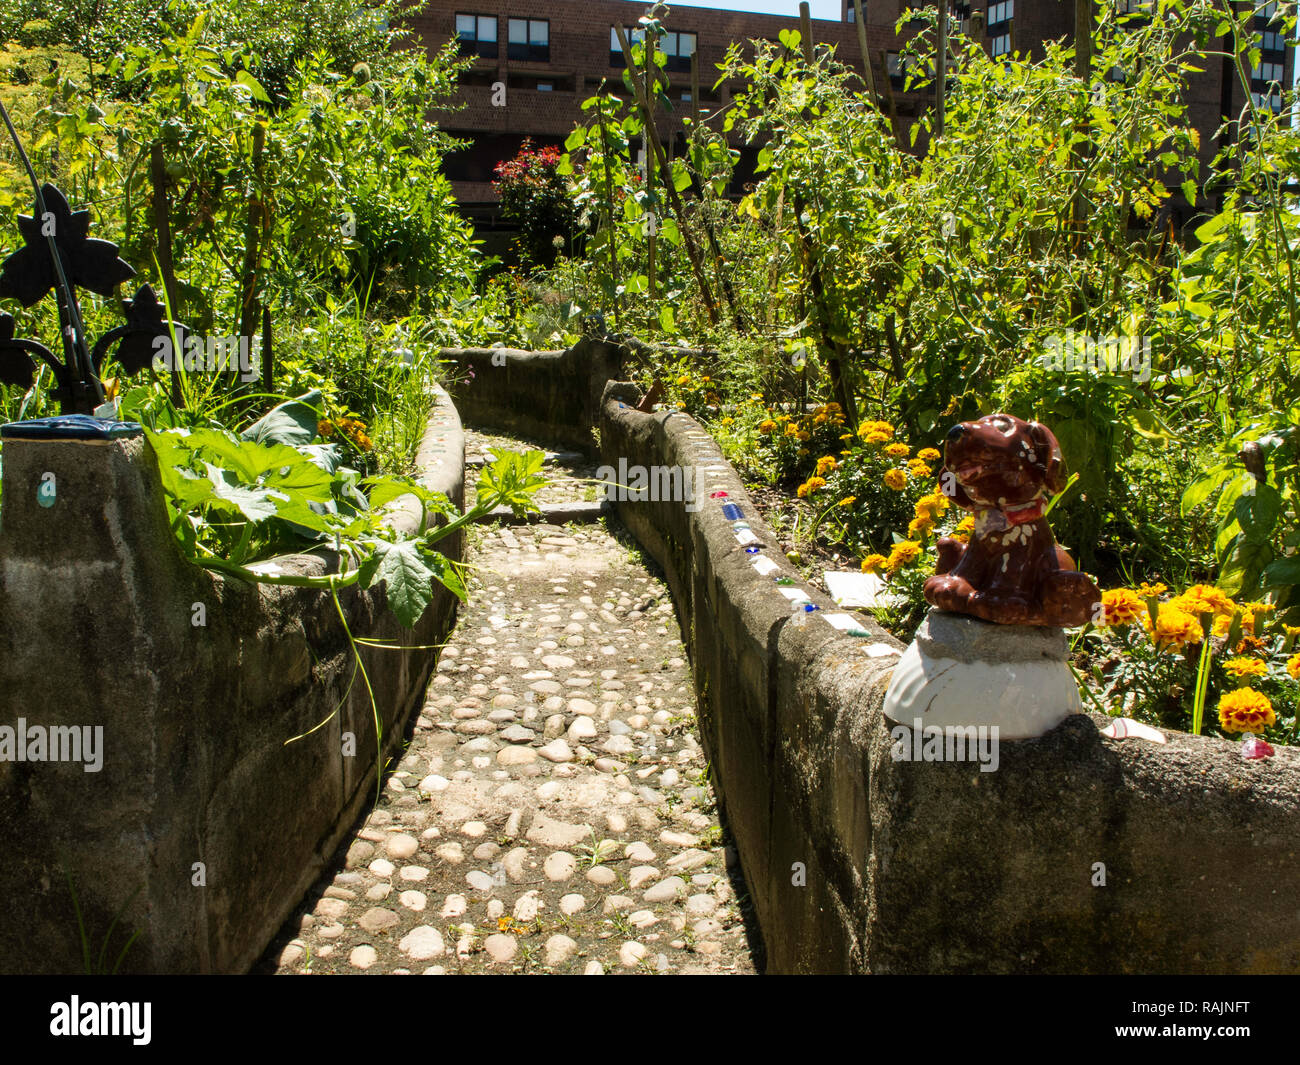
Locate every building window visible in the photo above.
<box><xmin>610</xmin><ymin>25</ymin><xmax>646</xmax><ymax>67</ymax></box>
<box><xmin>537</xmin><ymin>81</ymin><xmax>553</xmax><ymax>91</ymax></box>
<box><xmin>990</xmin><ymin>32</ymin><xmax>1011</xmax><ymax>58</ymax></box>
<box><xmin>887</xmin><ymin>51</ymin><xmax>921</xmax><ymax>87</ymax></box>
<box><xmin>455</xmin><ymin>14</ymin><xmax>497</xmax><ymax>59</ymax></box>
<box><xmin>987</xmin><ymin>0</ymin><xmax>1013</xmax><ymax>27</ymax></box>
<box><xmin>661</xmin><ymin>31</ymin><xmax>697</xmax><ymax>73</ymax></box>
<box><xmin>508</xmin><ymin>18</ymin><xmax>549</xmax><ymax>62</ymax></box>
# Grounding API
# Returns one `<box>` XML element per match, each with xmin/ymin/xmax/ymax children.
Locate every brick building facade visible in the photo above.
<box><xmin>403</xmin><ymin>1</ymin><xmax>1292</xmax><ymax>226</ymax></box>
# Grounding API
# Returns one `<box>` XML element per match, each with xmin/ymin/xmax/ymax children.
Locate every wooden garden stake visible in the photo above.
<box><xmin>614</xmin><ymin>23</ymin><xmax>720</xmax><ymax>326</ymax></box>
<box><xmin>595</xmin><ymin>93</ymin><xmax>621</xmax><ymax>330</ymax></box>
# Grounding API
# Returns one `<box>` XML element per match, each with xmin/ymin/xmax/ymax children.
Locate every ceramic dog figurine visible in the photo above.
<box><xmin>923</xmin><ymin>413</ymin><xmax>1101</xmax><ymax>627</ymax></box>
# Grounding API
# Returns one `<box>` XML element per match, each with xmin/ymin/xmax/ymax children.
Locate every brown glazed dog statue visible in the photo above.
<box><xmin>923</xmin><ymin>413</ymin><xmax>1101</xmax><ymax>627</ymax></box>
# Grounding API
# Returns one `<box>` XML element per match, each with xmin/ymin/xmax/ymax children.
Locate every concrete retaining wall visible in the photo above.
<box><xmin>0</xmin><ymin>387</ymin><xmax>465</xmax><ymax>974</ymax></box>
<box><xmin>598</xmin><ymin>380</ymin><xmax>1300</xmax><ymax>975</ymax></box>
<box><xmin>440</xmin><ymin>336</ymin><xmax>625</xmax><ymax>451</ymax></box>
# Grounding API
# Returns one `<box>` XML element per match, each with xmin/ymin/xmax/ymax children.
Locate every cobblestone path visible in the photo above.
<box><xmin>256</xmin><ymin>429</ymin><xmax>760</xmax><ymax>974</ymax></box>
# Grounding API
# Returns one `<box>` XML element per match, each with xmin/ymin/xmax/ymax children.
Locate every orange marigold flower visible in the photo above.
<box><xmin>1217</xmin><ymin>688</ymin><xmax>1276</xmax><ymax>735</ymax></box>
<box><xmin>1170</xmin><ymin>584</ymin><xmax>1235</xmax><ymax>620</ymax></box>
<box><xmin>885</xmin><ymin>443</ymin><xmax>910</xmax><ymax>458</ymax></box>
<box><xmin>1223</xmin><ymin>656</ymin><xmax>1267</xmax><ymax>680</ymax></box>
<box><xmin>1287</xmin><ymin>652</ymin><xmax>1300</xmax><ymax>680</ymax></box>
<box><xmin>917</xmin><ymin>448</ymin><xmax>942</xmax><ymax>462</ymax></box>
<box><xmin>883</xmin><ymin>469</ymin><xmax>907</xmax><ymax>491</ymax></box>
<box><xmin>1100</xmin><ymin>588</ymin><xmax>1144</xmax><ymax>627</ymax></box>
<box><xmin>1142</xmin><ymin>606</ymin><xmax>1203</xmax><ymax>653</ymax></box>
<box><xmin>888</xmin><ymin>541</ymin><xmax>922</xmax><ymax>567</ymax></box>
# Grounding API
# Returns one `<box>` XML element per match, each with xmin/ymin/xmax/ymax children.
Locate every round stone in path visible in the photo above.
<box><xmin>349</xmin><ymin>945</ymin><xmax>378</xmax><ymax>969</ymax></box>
<box><xmin>357</xmin><ymin>908</ymin><xmax>399</xmax><ymax>934</ymax></box>
<box><xmin>484</xmin><ymin>934</ymin><xmax>518</xmax><ymax>964</ymax></box>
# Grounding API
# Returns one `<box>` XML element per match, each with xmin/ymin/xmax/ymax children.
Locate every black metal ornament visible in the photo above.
<box><xmin>0</xmin><ymin>97</ymin><xmax>186</xmax><ymax>415</ymax></box>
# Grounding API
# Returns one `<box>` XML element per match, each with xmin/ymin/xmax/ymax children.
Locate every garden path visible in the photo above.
<box><xmin>256</xmin><ymin>429</ymin><xmax>759</xmax><ymax>974</ymax></box>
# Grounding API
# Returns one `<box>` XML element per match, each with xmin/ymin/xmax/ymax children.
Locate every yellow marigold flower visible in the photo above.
<box><xmin>676</xmin><ymin>375</ymin><xmax>689</xmax><ymax>386</ymax></box>
<box><xmin>1137</xmin><ymin>582</ymin><xmax>1167</xmax><ymax>599</ymax></box>
<box><xmin>839</xmin><ymin>433</ymin><xmax>854</xmax><ymax>441</ymax></box>
<box><xmin>705</xmin><ymin>391</ymin><xmax>721</xmax><ymax>405</ymax></box>
<box><xmin>815</xmin><ymin>455</ymin><xmax>837</xmax><ymax>476</ymax></box>
<box><xmin>720</xmin><ymin>417</ymin><xmax>734</xmax><ymax>426</ymax></box>
<box><xmin>950</xmin><ymin>531</ymin><xmax>970</xmax><ymax>544</ymax></box>
<box><xmin>813</xmin><ymin>412</ymin><xmax>827</xmax><ymax>425</ymax></box>
<box><xmin>1142</xmin><ymin>606</ymin><xmax>1203</xmax><ymax>653</ymax></box>
<box><xmin>796</xmin><ymin>482</ymin><xmax>812</xmax><ymax>499</ymax></box>
<box><xmin>1217</xmin><ymin>688</ymin><xmax>1276</xmax><ymax>735</ymax></box>
<box><xmin>1213</xmin><ymin>609</ymin><xmax>1259</xmax><ymax>639</ymax></box>
<box><xmin>861</xmin><ymin>553</ymin><xmax>889</xmax><ymax>574</ymax></box>
<box><xmin>1223</xmin><ymin>656</ymin><xmax>1267</xmax><ymax>680</ymax></box>
<box><xmin>908</xmin><ymin>517</ymin><xmax>934</xmax><ymax>538</ymax></box>
<box><xmin>908</xmin><ymin>462</ymin><xmax>933</xmax><ymax>479</ymax></box>
<box><xmin>317</xmin><ymin>419</ymin><xmax>336</xmax><ymax>437</ymax></box>
<box><xmin>883</xmin><ymin>469</ymin><xmax>907</xmax><ymax>491</ymax></box>
<box><xmin>1170</xmin><ymin>584</ymin><xmax>1235</xmax><ymax>620</ymax></box>
<box><xmin>889</xmin><ymin>541</ymin><xmax>922</xmax><ymax>566</ymax></box>
<box><xmin>838</xmin><ymin>496</ymin><xmax>856</xmax><ymax>507</ymax></box>
<box><xmin>918</xmin><ymin>448</ymin><xmax>942</xmax><ymax>462</ymax></box>
<box><xmin>701</xmin><ymin>376</ymin><xmax>712</xmax><ymax>383</ymax></box>
<box><xmin>751</xmin><ymin>393</ymin><xmax>764</xmax><ymax>401</ymax></box>
<box><xmin>759</xmin><ymin>419</ymin><xmax>777</xmax><ymax>433</ymax></box>
<box><xmin>858</xmin><ymin>420</ymin><xmax>894</xmax><ymax>441</ymax></box>
<box><xmin>797</xmin><ymin>430</ymin><xmax>811</xmax><ymax>442</ymax></box>
<box><xmin>1284</xmin><ymin>625</ymin><xmax>1300</xmax><ymax>637</ymax></box>
<box><xmin>1244</xmin><ymin>601</ymin><xmax>1275</xmax><ymax>616</ymax></box>
<box><xmin>1287</xmin><ymin>652</ymin><xmax>1300</xmax><ymax>680</ymax></box>
<box><xmin>955</xmin><ymin>515</ymin><xmax>975</xmax><ymax>532</ymax></box>
<box><xmin>797</xmin><ymin>447</ymin><xmax>809</xmax><ymax>458</ymax></box>
<box><xmin>1100</xmin><ymin>588</ymin><xmax>1144</xmax><ymax>627</ymax></box>
<box><xmin>784</xmin><ymin>423</ymin><xmax>800</xmax><ymax>437</ymax></box>
<box><xmin>806</xmin><ymin>476</ymin><xmax>826</xmax><ymax>492</ymax></box>
<box><xmin>885</xmin><ymin>443</ymin><xmax>910</xmax><ymax>458</ymax></box>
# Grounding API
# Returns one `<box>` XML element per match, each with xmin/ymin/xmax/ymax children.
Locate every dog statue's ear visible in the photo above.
<box><xmin>937</xmin><ymin>466</ymin><xmax>974</xmax><ymax>509</ymax></box>
<box><xmin>1028</xmin><ymin>421</ymin><xmax>1066</xmax><ymax>495</ymax></box>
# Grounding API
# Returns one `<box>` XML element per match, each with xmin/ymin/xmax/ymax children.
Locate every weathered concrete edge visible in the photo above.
<box><xmin>439</xmin><ymin>338</ymin><xmax>624</xmax><ymax>452</ymax></box>
<box><xmin>0</xmin><ymin>384</ymin><xmax>465</xmax><ymax>974</ymax></box>
<box><xmin>597</xmin><ymin>381</ymin><xmax>1300</xmax><ymax>974</ymax></box>
<box><xmin>227</xmin><ymin>383</ymin><xmax>466</xmax><ymax>972</ymax></box>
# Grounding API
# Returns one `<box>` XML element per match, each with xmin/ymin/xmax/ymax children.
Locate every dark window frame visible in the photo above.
<box><xmin>507</xmin><ymin>17</ymin><xmax>550</xmax><ymax>63</ymax></box>
<box><xmin>455</xmin><ymin>13</ymin><xmax>498</xmax><ymax>60</ymax></box>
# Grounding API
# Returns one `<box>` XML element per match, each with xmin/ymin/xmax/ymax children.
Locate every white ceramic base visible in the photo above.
<box><xmin>881</xmin><ymin>610</ymin><xmax>1083</xmax><ymax>740</ymax></box>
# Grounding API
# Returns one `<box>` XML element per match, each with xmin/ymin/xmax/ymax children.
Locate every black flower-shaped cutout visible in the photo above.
<box><xmin>0</xmin><ymin>312</ymin><xmax>62</xmax><ymax>390</ymax></box>
<box><xmin>0</xmin><ymin>183</ymin><xmax>135</xmax><ymax>308</ymax></box>
<box><xmin>0</xmin><ymin>313</ymin><xmax>32</xmax><ymax>388</ymax></box>
<box><xmin>92</xmin><ymin>284</ymin><xmax>191</xmax><ymax>375</ymax></box>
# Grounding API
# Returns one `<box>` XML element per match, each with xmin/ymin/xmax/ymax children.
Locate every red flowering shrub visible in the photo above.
<box><xmin>492</xmin><ymin>138</ymin><xmax>581</xmax><ymax>268</ymax></box>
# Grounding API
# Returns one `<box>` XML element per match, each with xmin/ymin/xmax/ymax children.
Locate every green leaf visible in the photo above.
<box><xmin>1263</xmin><ymin>556</ymin><xmax>1300</xmax><ymax>589</ymax></box>
<box><xmin>369</xmin><ymin>539</ymin><xmax>436</xmax><ymax>628</ymax></box>
<box><xmin>241</xmin><ymin>392</ymin><xmax>324</xmax><ymax>447</ymax></box>
<box><xmin>1218</xmin><ymin>538</ymin><xmax>1273</xmax><ymax>598</ymax></box>
<box><xmin>236</xmin><ymin>71</ymin><xmax>271</xmax><ymax>103</ymax></box>
<box><xmin>659</xmin><ymin>305</ymin><xmax>676</xmax><ymax>332</ymax></box>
